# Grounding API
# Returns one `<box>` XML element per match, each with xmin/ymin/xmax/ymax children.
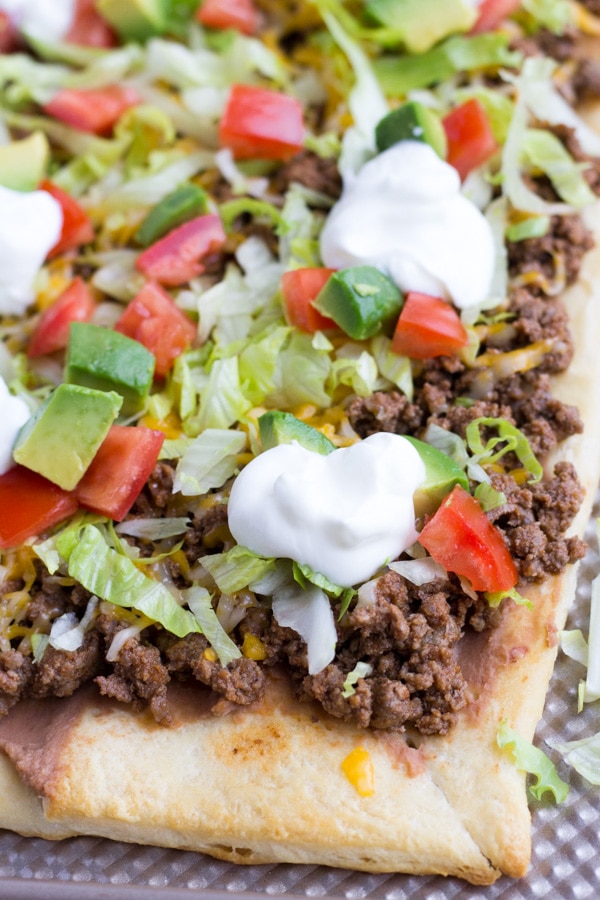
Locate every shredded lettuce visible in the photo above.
<box><xmin>115</xmin><ymin>518</ymin><xmax>191</xmax><ymax>540</ymax></box>
<box><xmin>522</xmin><ymin>129</ymin><xmax>595</xmax><ymax>209</ymax></box>
<box><xmin>474</xmin><ymin>482</ymin><xmax>507</xmax><ymax>512</ymax></box>
<box><xmin>497</xmin><ymin>720</ymin><xmax>569</xmax><ymax>802</ymax></box>
<box><xmin>293</xmin><ymin>561</ymin><xmax>349</xmax><ymax>600</ymax></box>
<box><xmin>374</xmin><ymin>34</ymin><xmax>521</xmax><ymax>96</ymax></box>
<box><xmin>388</xmin><ymin>558</ymin><xmax>447</xmax><ymax>585</ymax></box>
<box><xmin>271</xmin><ymin>581</ymin><xmax>337</xmax><ymax>675</ymax></box>
<box><xmin>486</xmin><ymin>587</ymin><xmax>534</xmax><ymax>610</ymax></box>
<box><xmin>516</xmin><ymin>57</ymin><xmax>600</xmax><ymax>158</ymax></box>
<box><xmin>370</xmin><ymin>334</ymin><xmax>413</xmax><ymax>400</ymax></box>
<box><xmin>63</xmin><ymin>525</ymin><xmax>202</xmax><ymax>639</ymax></box>
<box><xmin>506</xmin><ymin>215</ymin><xmax>550</xmax><ymax>242</ymax></box>
<box><xmin>328</xmin><ymin>344</ymin><xmax>379</xmax><ymax>398</ymax></box>
<box><xmin>200</xmin><ymin>546</ymin><xmax>276</xmax><ymax>595</ymax></box>
<box><xmin>521</xmin><ymin>0</ymin><xmax>573</xmax><ymax>33</ymax></box>
<box><xmin>548</xmin><ymin>733</ymin><xmax>600</xmax><ymax>786</ymax></box>
<box><xmin>184</xmin><ymin>585</ymin><xmax>242</xmax><ymax>666</ymax></box>
<box><xmin>186</xmin><ymin>356</ymin><xmax>252</xmax><ymax>434</ymax></box>
<box><xmin>321</xmin><ymin>10</ymin><xmax>387</xmax><ymax>176</ymax></box>
<box><xmin>173</xmin><ymin>428</ymin><xmax>246</xmax><ymax>496</ymax></box>
<box><xmin>342</xmin><ymin>661</ymin><xmax>373</xmax><ymax>698</ymax></box>
<box><xmin>465</xmin><ymin>417</ymin><xmax>543</xmax><ymax>484</ymax></box>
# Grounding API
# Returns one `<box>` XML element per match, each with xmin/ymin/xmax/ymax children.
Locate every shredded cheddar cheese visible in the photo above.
<box><xmin>341</xmin><ymin>747</ymin><xmax>375</xmax><ymax>797</ymax></box>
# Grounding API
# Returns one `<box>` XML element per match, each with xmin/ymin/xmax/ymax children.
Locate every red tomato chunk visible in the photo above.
<box><xmin>219</xmin><ymin>84</ymin><xmax>305</xmax><ymax>161</ymax></box>
<box><xmin>40</xmin><ymin>180</ymin><xmax>95</xmax><ymax>258</ymax></box>
<box><xmin>44</xmin><ymin>85</ymin><xmax>140</xmax><ymax>136</ymax></box>
<box><xmin>442</xmin><ymin>98</ymin><xmax>498</xmax><ymax>180</ymax></box>
<box><xmin>28</xmin><ymin>278</ymin><xmax>96</xmax><ymax>358</ymax></box>
<box><xmin>65</xmin><ymin>0</ymin><xmax>118</xmax><ymax>47</ymax></box>
<box><xmin>391</xmin><ymin>292</ymin><xmax>469</xmax><ymax>359</ymax></box>
<box><xmin>75</xmin><ymin>425</ymin><xmax>165</xmax><ymax>521</ymax></box>
<box><xmin>115</xmin><ymin>281</ymin><xmax>197</xmax><ymax>378</ymax></box>
<box><xmin>470</xmin><ymin>0</ymin><xmax>521</xmax><ymax>34</ymax></box>
<box><xmin>135</xmin><ymin>214</ymin><xmax>226</xmax><ymax>286</ymax></box>
<box><xmin>0</xmin><ymin>467</ymin><xmax>78</xmax><ymax>549</ymax></box>
<box><xmin>197</xmin><ymin>0</ymin><xmax>259</xmax><ymax>35</ymax></box>
<box><xmin>418</xmin><ymin>484</ymin><xmax>518</xmax><ymax>593</ymax></box>
<box><xmin>281</xmin><ymin>267</ymin><xmax>337</xmax><ymax>333</ymax></box>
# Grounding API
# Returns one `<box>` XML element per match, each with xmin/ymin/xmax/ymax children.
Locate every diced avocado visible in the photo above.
<box><xmin>0</xmin><ymin>132</ymin><xmax>50</xmax><ymax>192</ymax></box>
<box><xmin>375</xmin><ymin>102</ymin><xmax>447</xmax><ymax>158</ymax></box>
<box><xmin>65</xmin><ymin>323</ymin><xmax>155</xmax><ymax>416</ymax></box>
<box><xmin>13</xmin><ymin>384</ymin><xmax>122</xmax><ymax>491</ymax></box>
<box><xmin>135</xmin><ymin>183</ymin><xmax>209</xmax><ymax>247</ymax></box>
<box><xmin>313</xmin><ymin>266</ymin><xmax>403</xmax><ymax>341</ymax></box>
<box><xmin>365</xmin><ymin>0</ymin><xmax>477</xmax><ymax>53</ymax></box>
<box><xmin>404</xmin><ymin>435</ymin><xmax>469</xmax><ymax>516</ymax></box>
<box><xmin>96</xmin><ymin>0</ymin><xmax>169</xmax><ymax>41</ymax></box>
<box><xmin>259</xmin><ymin>411</ymin><xmax>336</xmax><ymax>456</ymax></box>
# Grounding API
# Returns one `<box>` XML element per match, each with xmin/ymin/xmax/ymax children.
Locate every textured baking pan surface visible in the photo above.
<box><xmin>0</xmin><ymin>511</ymin><xmax>598</xmax><ymax>900</ymax></box>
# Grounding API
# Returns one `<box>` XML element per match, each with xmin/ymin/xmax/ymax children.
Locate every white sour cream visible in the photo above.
<box><xmin>227</xmin><ymin>433</ymin><xmax>426</xmax><ymax>588</ymax></box>
<box><xmin>320</xmin><ymin>141</ymin><xmax>495</xmax><ymax>310</ymax></box>
<box><xmin>0</xmin><ymin>376</ymin><xmax>30</xmax><ymax>475</ymax></box>
<box><xmin>0</xmin><ymin>0</ymin><xmax>76</xmax><ymax>42</ymax></box>
<box><xmin>0</xmin><ymin>185</ymin><xmax>63</xmax><ymax>316</ymax></box>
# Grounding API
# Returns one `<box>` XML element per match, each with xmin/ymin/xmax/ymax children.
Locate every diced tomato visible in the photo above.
<box><xmin>65</xmin><ymin>0</ymin><xmax>119</xmax><ymax>47</ymax></box>
<box><xmin>418</xmin><ymin>484</ymin><xmax>518</xmax><ymax>593</ymax></box>
<box><xmin>74</xmin><ymin>425</ymin><xmax>165</xmax><ymax>521</ymax></box>
<box><xmin>197</xmin><ymin>0</ymin><xmax>259</xmax><ymax>35</ymax></box>
<box><xmin>391</xmin><ymin>292</ymin><xmax>468</xmax><ymax>359</ymax></box>
<box><xmin>469</xmin><ymin>0</ymin><xmax>521</xmax><ymax>34</ymax></box>
<box><xmin>219</xmin><ymin>84</ymin><xmax>305</xmax><ymax>161</ymax></box>
<box><xmin>442</xmin><ymin>98</ymin><xmax>498</xmax><ymax>180</ymax></box>
<box><xmin>28</xmin><ymin>278</ymin><xmax>95</xmax><ymax>358</ymax></box>
<box><xmin>115</xmin><ymin>281</ymin><xmax>197</xmax><ymax>378</ymax></box>
<box><xmin>281</xmin><ymin>267</ymin><xmax>338</xmax><ymax>333</ymax></box>
<box><xmin>135</xmin><ymin>214</ymin><xmax>227</xmax><ymax>287</ymax></box>
<box><xmin>0</xmin><ymin>11</ymin><xmax>20</xmax><ymax>52</ymax></box>
<box><xmin>39</xmin><ymin>180</ymin><xmax>95</xmax><ymax>258</ymax></box>
<box><xmin>0</xmin><ymin>466</ymin><xmax>78</xmax><ymax>549</ymax></box>
<box><xmin>43</xmin><ymin>85</ymin><xmax>140</xmax><ymax>136</ymax></box>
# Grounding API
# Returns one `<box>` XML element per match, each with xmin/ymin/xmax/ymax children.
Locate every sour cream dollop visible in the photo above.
<box><xmin>0</xmin><ymin>0</ymin><xmax>76</xmax><ymax>42</ymax></box>
<box><xmin>0</xmin><ymin>185</ymin><xmax>63</xmax><ymax>316</ymax></box>
<box><xmin>320</xmin><ymin>141</ymin><xmax>495</xmax><ymax>310</ymax></box>
<box><xmin>227</xmin><ymin>433</ymin><xmax>426</xmax><ymax>588</ymax></box>
<box><xmin>0</xmin><ymin>376</ymin><xmax>30</xmax><ymax>475</ymax></box>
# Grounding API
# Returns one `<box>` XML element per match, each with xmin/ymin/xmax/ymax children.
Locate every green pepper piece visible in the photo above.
<box><xmin>259</xmin><ymin>410</ymin><xmax>336</xmax><ymax>455</ymax></box>
<box><xmin>135</xmin><ymin>182</ymin><xmax>209</xmax><ymax>247</ymax></box>
<box><xmin>375</xmin><ymin>101</ymin><xmax>447</xmax><ymax>158</ymax></box>
<box><xmin>313</xmin><ymin>266</ymin><xmax>403</xmax><ymax>340</ymax></box>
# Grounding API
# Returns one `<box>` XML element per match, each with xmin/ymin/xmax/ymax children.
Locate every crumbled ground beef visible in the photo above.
<box><xmin>271</xmin><ymin>149</ymin><xmax>342</xmax><ymax>198</ymax></box>
<box><xmin>508</xmin><ymin>211</ymin><xmax>595</xmax><ymax>286</ymax></box>
<box><xmin>488</xmin><ymin>463</ymin><xmax>586</xmax><ymax>581</ymax></box>
<box><xmin>295</xmin><ymin>574</ymin><xmax>499</xmax><ymax>734</ymax></box>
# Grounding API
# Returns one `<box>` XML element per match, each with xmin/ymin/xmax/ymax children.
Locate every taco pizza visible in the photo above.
<box><xmin>0</xmin><ymin>0</ymin><xmax>600</xmax><ymax>887</ymax></box>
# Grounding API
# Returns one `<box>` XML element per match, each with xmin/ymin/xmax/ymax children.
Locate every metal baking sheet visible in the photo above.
<box><xmin>0</xmin><ymin>513</ymin><xmax>598</xmax><ymax>900</ymax></box>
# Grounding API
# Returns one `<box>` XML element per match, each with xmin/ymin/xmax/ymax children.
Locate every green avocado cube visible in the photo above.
<box><xmin>313</xmin><ymin>266</ymin><xmax>403</xmax><ymax>341</ymax></box>
<box><xmin>375</xmin><ymin>102</ymin><xmax>447</xmax><ymax>158</ymax></box>
<box><xmin>135</xmin><ymin>183</ymin><xmax>209</xmax><ymax>247</ymax></box>
<box><xmin>364</xmin><ymin>0</ymin><xmax>476</xmax><ymax>53</ymax></box>
<box><xmin>13</xmin><ymin>384</ymin><xmax>123</xmax><ymax>490</ymax></box>
<box><xmin>96</xmin><ymin>0</ymin><xmax>168</xmax><ymax>40</ymax></box>
<box><xmin>404</xmin><ymin>435</ymin><xmax>469</xmax><ymax>516</ymax></box>
<box><xmin>259</xmin><ymin>411</ymin><xmax>336</xmax><ymax>456</ymax></box>
<box><xmin>65</xmin><ymin>323</ymin><xmax>155</xmax><ymax>416</ymax></box>
<box><xmin>0</xmin><ymin>132</ymin><xmax>50</xmax><ymax>192</ymax></box>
